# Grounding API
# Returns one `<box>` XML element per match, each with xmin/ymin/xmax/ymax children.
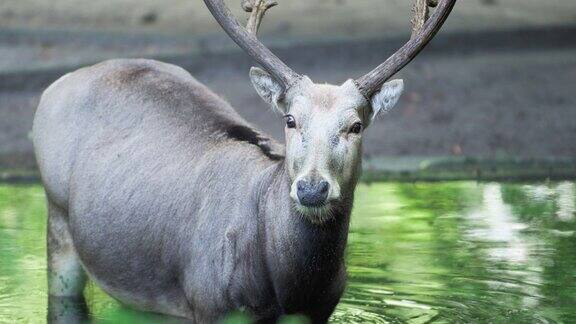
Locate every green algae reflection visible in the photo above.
<box><xmin>0</xmin><ymin>182</ymin><xmax>575</xmax><ymax>323</ymax></box>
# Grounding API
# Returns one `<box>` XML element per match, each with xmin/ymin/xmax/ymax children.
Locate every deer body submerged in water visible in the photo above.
<box><xmin>33</xmin><ymin>0</ymin><xmax>455</xmax><ymax>322</ymax></box>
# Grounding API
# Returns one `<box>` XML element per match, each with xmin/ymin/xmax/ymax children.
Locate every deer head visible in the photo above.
<box><xmin>204</xmin><ymin>0</ymin><xmax>456</xmax><ymax>220</ymax></box>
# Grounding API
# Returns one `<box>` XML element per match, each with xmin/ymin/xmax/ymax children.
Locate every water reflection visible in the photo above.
<box><xmin>463</xmin><ymin>183</ymin><xmax>542</xmax><ymax>310</ymax></box>
<box><xmin>466</xmin><ymin>183</ymin><xmax>529</xmax><ymax>263</ymax></box>
<box><xmin>48</xmin><ymin>296</ymin><xmax>89</xmax><ymax>324</ymax></box>
<box><xmin>0</xmin><ymin>182</ymin><xmax>575</xmax><ymax>323</ymax></box>
<box><xmin>556</xmin><ymin>182</ymin><xmax>575</xmax><ymax>222</ymax></box>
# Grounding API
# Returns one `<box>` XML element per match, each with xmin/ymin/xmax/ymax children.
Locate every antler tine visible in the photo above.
<box><xmin>355</xmin><ymin>0</ymin><xmax>456</xmax><ymax>99</ymax></box>
<box><xmin>242</xmin><ymin>0</ymin><xmax>278</xmax><ymax>36</ymax></box>
<box><xmin>204</xmin><ymin>0</ymin><xmax>300</xmax><ymax>89</ymax></box>
<box><xmin>411</xmin><ymin>0</ymin><xmax>429</xmax><ymax>40</ymax></box>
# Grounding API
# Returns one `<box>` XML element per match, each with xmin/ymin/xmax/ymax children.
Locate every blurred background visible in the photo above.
<box><xmin>0</xmin><ymin>0</ymin><xmax>575</xmax><ymax>179</ymax></box>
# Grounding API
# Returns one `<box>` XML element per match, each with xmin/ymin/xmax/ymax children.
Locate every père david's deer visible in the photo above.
<box><xmin>33</xmin><ymin>0</ymin><xmax>456</xmax><ymax>322</ymax></box>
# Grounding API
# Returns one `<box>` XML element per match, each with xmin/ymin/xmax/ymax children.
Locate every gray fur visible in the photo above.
<box><xmin>33</xmin><ymin>59</ymin><xmax>403</xmax><ymax>323</ymax></box>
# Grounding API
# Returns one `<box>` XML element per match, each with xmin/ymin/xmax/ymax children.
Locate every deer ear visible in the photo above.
<box><xmin>369</xmin><ymin>79</ymin><xmax>404</xmax><ymax>121</ymax></box>
<box><xmin>249</xmin><ymin>67</ymin><xmax>286</xmax><ymax>112</ymax></box>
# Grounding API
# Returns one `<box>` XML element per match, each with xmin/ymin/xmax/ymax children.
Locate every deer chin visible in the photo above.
<box><xmin>292</xmin><ymin>201</ymin><xmax>336</xmax><ymax>225</ymax></box>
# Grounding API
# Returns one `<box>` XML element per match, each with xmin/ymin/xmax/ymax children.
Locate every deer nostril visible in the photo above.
<box><xmin>318</xmin><ymin>181</ymin><xmax>329</xmax><ymax>194</ymax></box>
<box><xmin>296</xmin><ymin>179</ymin><xmax>330</xmax><ymax>207</ymax></box>
<box><xmin>297</xmin><ymin>180</ymin><xmax>307</xmax><ymax>191</ymax></box>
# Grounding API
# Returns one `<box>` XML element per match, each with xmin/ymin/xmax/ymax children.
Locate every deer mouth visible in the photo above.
<box><xmin>293</xmin><ymin>202</ymin><xmax>336</xmax><ymax>225</ymax></box>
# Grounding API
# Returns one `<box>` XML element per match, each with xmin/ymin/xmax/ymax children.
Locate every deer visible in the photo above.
<box><xmin>33</xmin><ymin>0</ymin><xmax>455</xmax><ymax>322</ymax></box>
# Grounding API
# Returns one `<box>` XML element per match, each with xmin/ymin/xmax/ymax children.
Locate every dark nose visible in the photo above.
<box><xmin>296</xmin><ymin>179</ymin><xmax>330</xmax><ymax>207</ymax></box>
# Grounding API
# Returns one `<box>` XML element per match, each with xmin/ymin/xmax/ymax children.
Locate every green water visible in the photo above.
<box><xmin>1</xmin><ymin>182</ymin><xmax>575</xmax><ymax>323</ymax></box>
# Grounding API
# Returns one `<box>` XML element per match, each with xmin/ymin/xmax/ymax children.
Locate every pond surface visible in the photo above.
<box><xmin>1</xmin><ymin>182</ymin><xmax>575</xmax><ymax>323</ymax></box>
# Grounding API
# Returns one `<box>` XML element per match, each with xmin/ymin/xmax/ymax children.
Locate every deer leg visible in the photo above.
<box><xmin>47</xmin><ymin>200</ymin><xmax>86</xmax><ymax>297</ymax></box>
<box><xmin>48</xmin><ymin>295</ymin><xmax>89</xmax><ymax>324</ymax></box>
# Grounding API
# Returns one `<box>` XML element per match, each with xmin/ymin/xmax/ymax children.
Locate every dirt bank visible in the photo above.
<box><xmin>1</xmin><ymin>26</ymin><xmax>575</xmax><ymax>175</ymax></box>
<box><xmin>1</xmin><ymin>0</ymin><xmax>575</xmax><ymax>180</ymax></box>
<box><xmin>1</xmin><ymin>0</ymin><xmax>575</xmax><ymax>37</ymax></box>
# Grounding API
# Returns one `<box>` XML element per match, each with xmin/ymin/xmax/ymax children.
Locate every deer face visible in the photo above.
<box><xmin>205</xmin><ymin>0</ymin><xmax>454</xmax><ymax>221</ymax></box>
<box><xmin>250</xmin><ymin>68</ymin><xmax>404</xmax><ymax>221</ymax></box>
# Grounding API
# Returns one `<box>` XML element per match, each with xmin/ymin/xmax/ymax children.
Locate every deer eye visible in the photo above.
<box><xmin>349</xmin><ymin>122</ymin><xmax>363</xmax><ymax>134</ymax></box>
<box><xmin>284</xmin><ymin>115</ymin><xmax>296</xmax><ymax>128</ymax></box>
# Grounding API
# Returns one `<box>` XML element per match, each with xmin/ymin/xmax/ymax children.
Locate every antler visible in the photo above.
<box><xmin>355</xmin><ymin>0</ymin><xmax>456</xmax><ymax>99</ymax></box>
<box><xmin>242</xmin><ymin>0</ymin><xmax>278</xmax><ymax>36</ymax></box>
<box><xmin>204</xmin><ymin>0</ymin><xmax>300</xmax><ymax>88</ymax></box>
<box><xmin>411</xmin><ymin>0</ymin><xmax>429</xmax><ymax>39</ymax></box>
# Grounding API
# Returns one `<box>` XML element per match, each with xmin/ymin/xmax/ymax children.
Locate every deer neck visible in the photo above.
<box><xmin>256</xmin><ymin>162</ymin><xmax>353</xmax><ymax>308</ymax></box>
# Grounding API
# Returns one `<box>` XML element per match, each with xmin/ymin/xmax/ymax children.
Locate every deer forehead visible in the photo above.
<box><xmin>288</xmin><ymin>79</ymin><xmax>367</xmax><ymax>114</ymax></box>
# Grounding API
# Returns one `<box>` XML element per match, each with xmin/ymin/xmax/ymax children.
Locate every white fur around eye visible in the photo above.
<box><xmin>369</xmin><ymin>79</ymin><xmax>404</xmax><ymax>120</ymax></box>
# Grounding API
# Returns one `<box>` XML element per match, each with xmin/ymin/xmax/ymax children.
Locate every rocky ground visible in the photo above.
<box><xmin>0</xmin><ymin>0</ymin><xmax>575</xmax><ymax>180</ymax></box>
